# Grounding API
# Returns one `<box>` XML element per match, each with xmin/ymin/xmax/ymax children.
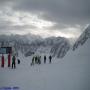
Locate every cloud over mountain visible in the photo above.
<box><xmin>0</xmin><ymin>0</ymin><xmax>90</xmax><ymax>38</ymax></box>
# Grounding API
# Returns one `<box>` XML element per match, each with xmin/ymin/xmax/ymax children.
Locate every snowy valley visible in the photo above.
<box><xmin>0</xmin><ymin>25</ymin><xmax>90</xmax><ymax>90</ymax></box>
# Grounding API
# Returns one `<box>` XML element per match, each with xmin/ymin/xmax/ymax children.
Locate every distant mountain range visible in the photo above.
<box><xmin>0</xmin><ymin>24</ymin><xmax>90</xmax><ymax>58</ymax></box>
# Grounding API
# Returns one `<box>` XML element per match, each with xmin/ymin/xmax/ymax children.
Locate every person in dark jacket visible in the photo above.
<box><xmin>8</xmin><ymin>54</ymin><xmax>11</xmax><ymax>67</ymax></box>
<box><xmin>35</xmin><ymin>56</ymin><xmax>38</xmax><ymax>64</ymax></box>
<box><xmin>44</xmin><ymin>56</ymin><xmax>46</xmax><ymax>64</ymax></box>
<box><xmin>49</xmin><ymin>55</ymin><xmax>52</xmax><ymax>63</ymax></box>
<box><xmin>17</xmin><ymin>59</ymin><xmax>20</xmax><ymax>64</ymax></box>
<box><xmin>31</xmin><ymin>56</ymin><xmax>34</xmax><ymax>66</ymax></box>
<box><xmin>12</xmin><ymin>56</ymin><xmax>16</xmax><ymax>69</ymax></box>
<box><xmin>38</xmin><ymin>56</ymin><xmax>41</xmax><ymax>64</ymax></box>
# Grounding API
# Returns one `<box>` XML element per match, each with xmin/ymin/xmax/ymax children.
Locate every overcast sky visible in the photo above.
<box><xmin>0</xmin><ymin>0</ymin><xmax>90</xmax><ymax>38</ymax></box>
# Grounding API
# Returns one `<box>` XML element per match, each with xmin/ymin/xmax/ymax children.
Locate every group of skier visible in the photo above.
<box><xmin>31</xmin><ymin>55</ymin><xmax>52</xmax><ymax>66</ymax></box>
<box><xmin>1</xmin><ymin>54</ymin><xmax>52</xmax><ymax>68</ymax></box>
<box><xmin>1</xmin><ymin>54</ymin><xmax>20</xmax><ymax>69</ymax></box>
<box><xmin>31</xmin><ymin>56</ymin><xmax>41</xmax><ymax>66</ymax></box>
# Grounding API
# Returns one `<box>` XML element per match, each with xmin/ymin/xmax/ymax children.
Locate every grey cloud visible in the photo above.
<box><xmin>0</xmin><ymin>0</ymin><xmax>90</xmax><ymax>36</ymax></box>
<box><xmin>45</xmin><ymin>23</ymin><xmax>68</xmax><ymax>30</ymax></box>
<box><xmin>0</xmin><ymin>0</ymin><xmax>13</xmax><ymax>7</ymax></box>
<box><xmin>12</xmin><ymin>0</ymin><xmax>90</xmax><ymax>25</ymax></box>
<box><xmin>0</xmin><ymin>0</ymin><xmax>90</xmax><ymax>25</ymax></box>
<box><xmin>0</xmin><ymin>17</ymin><xmax>37</xmax><ymax>32</ymax></box>
<box><xmin>0</xmin><ymin>24</ymin><xmax>37</xmax><ymax>31</ymax></box>
<box><xmin>11</xmin><ymin>25</ymin><xmax>37</xmax><ymax>31</ymax></box>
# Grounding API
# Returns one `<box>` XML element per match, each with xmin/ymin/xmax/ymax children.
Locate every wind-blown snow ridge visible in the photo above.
<box><xmin>73</xmin><ymin>24</ymin><xmax>90</xmax><ymax>50</ymax></box>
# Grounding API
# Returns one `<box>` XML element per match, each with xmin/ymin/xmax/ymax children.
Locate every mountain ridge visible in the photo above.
<box><xmin>73</xmin><ymin>24</ymin><xmax>90</xmax><ymax>50</ymax></box>
<box><xmin>0</xmin><ymin>24</ymin><xmax>90</xmax><ymax>58</ymax></box>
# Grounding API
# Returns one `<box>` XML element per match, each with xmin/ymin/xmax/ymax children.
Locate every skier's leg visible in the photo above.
<box><xmin>50</xmin><ymin>59</ymin><xmax>51</xmax><ymax>63</ymax></box>
<box><xmin>12</xmin><ymin>63</ymin><xmax>13</xmax><ymax>69</ymax></box>
<box><xmin>14</xmin><ymin>63</ymin><xmax>16</xmax><ymax>69</ymax></box>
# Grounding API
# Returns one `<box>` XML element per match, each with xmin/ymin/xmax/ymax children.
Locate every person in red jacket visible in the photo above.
<box><xmin>8</xmin><ymin>54</ymin><xmax>11</xmax><ymax>67</ymax></box>
<box><xmin>1</xmin><ymin>54</ymin><xmax>4</xmax><ymax>67</ymax></box>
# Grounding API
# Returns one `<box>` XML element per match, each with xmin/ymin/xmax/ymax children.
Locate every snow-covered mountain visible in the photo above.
<box><xmin>25</xmin><ymin>37</ymin><xmax>70</xmax><ymax>58</ymax></box>
<box><xmin>50</xmin><ymin>37</ymin><xmax>70</xmax><ymax>58</ymax></box>
<box><xmin>0</xmin><ymin>34</ymin><xmax>42</xmax><ymax>55</ymax></box>
<box><xmin>26</xmin><ymin>24</ymin><xmax>90</xmax><ymax>58</ymax></box>
<box><xmin>1</xmin><ymin>24</ymin><xmax>90</xmax><ymax>58</ymax></box>
<box><xmin>25</xmin><ymin>24</ymin><xmax>90</xmax><ymax>58</ymax></box>
<box><xmin>73</xmin><ymin>25</ymin><xmax>90</xmax><ymax>50</ymax></box>
<box><xmin>0</xmin><ymin>34</ymin><xmax>71</xmax><ymax>58</ymax></box>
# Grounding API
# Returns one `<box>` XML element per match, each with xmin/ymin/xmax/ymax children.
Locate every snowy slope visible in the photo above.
<box><xmin>62</xmin><ymin>39</ymin><xmax>90</xmax><ymax>90</ymax></box>
<box><xmin>0</xmin><ymin>39</ymin><xmax>89</xmax><ymax>90</ymax></box>
<box><xmin>73</xmin><ymin>24</ymin><xmax>90</xmax><ymax>50</ymax></box>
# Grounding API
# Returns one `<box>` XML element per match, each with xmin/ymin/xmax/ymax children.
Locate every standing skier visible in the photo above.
<box><xmin>31</xmin><ymin>56</ymin><xmax>34</xmax><ymax>66</ymax></box>
<box><xmin>44</xmin><ymin>56</ymin><xmax>46</xmax><ymax>64</ymax></box>
<box><xmin>1</xmin><ymin>54</ymin><xmax>4</xmax><ymax>67</ymax></box>
<box><xmin>49</xmin><ymin>55</ymin><xmax>52</xmax><ymax>63</ymax></box>
<box><xmin>35</xmin><ymin>56</ymin><xmax>38</xmax><ymax>64</ymax></box>
<box><xmin>38</xmin><ymin>56</ymin><xmax>41</xmax><ymax>64</ymax></box>
<box><xmin>8</xmin><ymin>54</ymin><xmax>11</xmax><ymax>67</ymax></box>
<box><xmin>12</xmin><ymin>55</ymin><xmax>16</xmax><ymax>69</ymax></box>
